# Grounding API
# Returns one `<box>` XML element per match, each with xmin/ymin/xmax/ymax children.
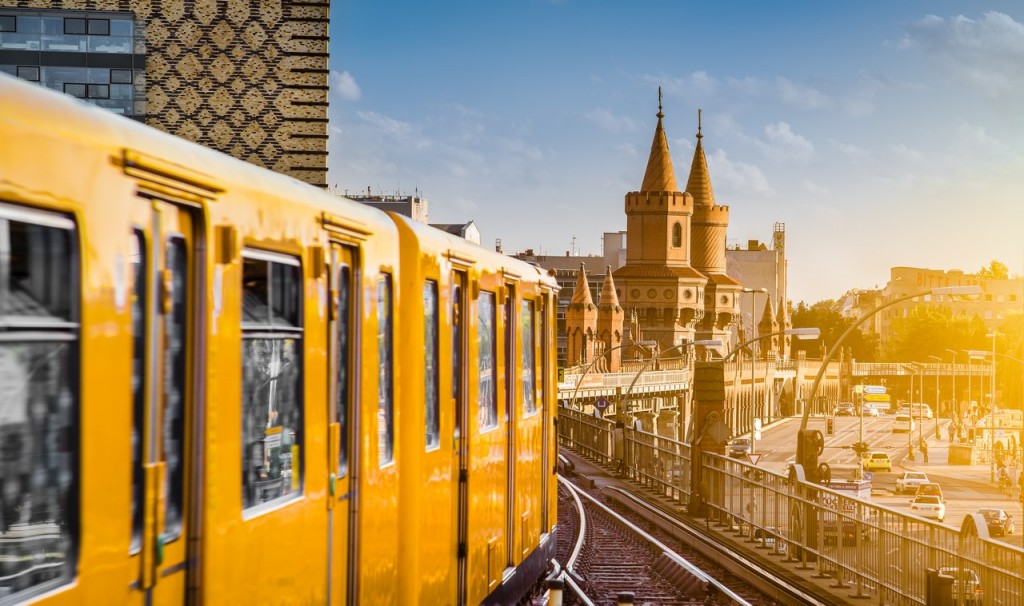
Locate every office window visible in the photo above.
<box><xmin>996</xmin><ymin>294</ymin><xmax>1005</xmax><ymax>303</ymax></box>
<box><xmin>985</xmin><ymin>294</ymin><xmax>993</xmax><ymax>302</ymax></box>
<box><xmin>0</xmin><ymin>15</ymin><xmax>15</xmax><ymax>32</ymax></box>
<box><xmin>64</xmin><ymin>17</ymin><xmax>85</xmax><ymax>35</ymax></box>
<box><xmin>87</xmin><ymin>19</ymin><xmax>109</xmax><ymax>35</ymax></box>
<box><xmin>111</xmin><ymin>68</ymin><xmax>132</xmax><ymax>84</ymax></box>
<box><xmin>87</xmin><ymin>84</ymin><xmax>109</xmax><ymax>99</ymax></box>
<box><xmin>1012</xmin><ymin>295</ymin><xmax>1018</xmax><ymax>303</ymax></box>
<box><xmin>672</xmin><ymin>222</ymin><xmax>682</xmax><ymax>248</ymax></box>
<box><xmin>241</xmin><ymin>252</ymin><xmax>303</xmax><ymax>510</ymax></box>
<box><xmin>17</xmin><ymin>66</ymin><xmax>39</xmax><ymax>81</ymax></box>
<box><xmin>63</xmin><ymin>83</ymin><xmax>85</xmax><ymax>98</ymax></box>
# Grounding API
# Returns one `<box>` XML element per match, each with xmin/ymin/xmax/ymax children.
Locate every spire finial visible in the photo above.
<box><xmin>697</xmin><ymin>108</ymin><xmax>703</xmax><ymax>139</ymax></box>
<box><xmin>657</xmin><ymin>86</ymin><xmax>664</xmax><ymax>119</ymax></box>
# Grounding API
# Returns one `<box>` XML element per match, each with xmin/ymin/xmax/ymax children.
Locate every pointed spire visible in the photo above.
<box><xmin>640</xmin><ymin>87</ymin><xmax>679</xmax><ymax>192</ymax></box>
<box><xmin>685</xmin><ymin>108</ymin><xmax>716</xmax><ymax>206</ymax></box>
<box><xmin>777</xmin><ymin>297</ymin><xmax>791</xmax><ymax>328</ymax></box>
<box><xmin>598</xmin><ymin>266</ymin><xmax>620</xmax><ymax>308</ymax></box>
<box><xmin>759</xmin><ymin>296</ymin><xmax>777</xmax><ymax>325</ymax></box>
<box><xmin>569</xmin><ymin>263</ymin><xmax>595</xmax><ymax>307</ymax></box>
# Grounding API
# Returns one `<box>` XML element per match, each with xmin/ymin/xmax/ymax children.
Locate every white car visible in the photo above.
<box><xmin>892</xmin><ymin>414</ymin><xmax>915</xmax><ymax>433</ymax></box>
<box><xmin>861</xmin><ymin>405</ymin><xmax>881</xmax><ymax>417</ymax></box>
<box><xmin>910</xmin><ymin>494</ymin><xmax>945</xmax><ymax>522</ymax></box>
<box><xmin>896</xmin><ymin>471</ymin><xmax>929</xmax><ymax>494</ymax></box>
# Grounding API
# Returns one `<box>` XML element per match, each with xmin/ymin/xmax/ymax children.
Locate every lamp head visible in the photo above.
<box><xmin>787</xmin><ymin>327</ymin><xmax>821</xmax><ymax>340</ymax></box>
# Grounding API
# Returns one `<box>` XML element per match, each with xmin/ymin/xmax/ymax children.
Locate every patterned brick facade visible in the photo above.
<box><xmin>11</xmin><ymin>0</ymin><xmax>330</xmax><ymax>187</ymax></box>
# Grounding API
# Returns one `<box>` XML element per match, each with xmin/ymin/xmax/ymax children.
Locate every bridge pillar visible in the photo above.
<box><xmin>634</xmin><ymin>411</ymin><xmax>658</xmax><ymax>434</ymax></box>
<box><xmin>690</xmin><ymin>361</ymin><xmax>727</xmax><ymax>516</ymax></box>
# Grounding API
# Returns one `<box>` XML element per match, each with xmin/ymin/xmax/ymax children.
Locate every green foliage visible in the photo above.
<box><xmin>790</xmin><ymin>299</ymin><xmax>879</xmax><ymax>361</ymax></box>
<box><xmin>882</xmin><ymin>305</ymin><xmax>985</xmax><ymax>362</ymax></box>
<box><xmin>978</xmin><ymin>260</ymin><xmax>1009</xmax><ymax>279</ymax></box>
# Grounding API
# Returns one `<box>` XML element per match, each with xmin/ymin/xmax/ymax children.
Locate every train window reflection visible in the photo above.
<box><xmin>241</xmin><ymin>251</ymin><xmax>303</xmax><ymax>511</ymax></box>
<box><xmin>335</xmin><ymin>264</ymin><xmax>350</xmax><ymax>477</ymax></box>
<box><xmin>161</xmin><ymin>238</ymin><xmax>187</xmax><ymax>537</ymax></box>
<box><xmin>0</xmin><ymin>208</ymin><xmax>78</xmax><ymax>601</ymax></box>
<box><xmin>521</xmin><ymin>301</ymin><xmax>536</xmax><ymax>416</ymax></box>
<box><xmin>377</xmin><ymin>276</ymin><xmax>394</xmax><ymax>466</ymax></box>
<box><xmin>129</xmin><ymin>230</ymin><xmax>144</xmax><ymax>551</ymax></box>
<box><xmin>424</xmin><ymin>281</ymin><xmax>440</xmax><ymax>450</ymax></box>
<box><xmin>478</xmin><ymin>291</ymin><xmax>497</xmax><ymax>430</ymax></box>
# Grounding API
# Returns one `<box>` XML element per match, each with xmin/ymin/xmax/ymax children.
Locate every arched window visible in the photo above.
<box><xmin>672</xmin><ymin>222</ymin><xmax>682</xmax><ymax>247</ymax></box>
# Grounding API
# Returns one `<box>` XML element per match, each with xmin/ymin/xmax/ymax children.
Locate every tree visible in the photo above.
<box><xmin>881</xmin><ymin>305</ymin><xmax>984</xmax><ymax>363</ymax></box>
<box><xmin>790</xmin><ymin>299</ymin><xmax>879</xmax><ymax>361</ymax></box>
<box><xmin>978</xmin><ymin>260</ymin><xmax>1009</xmax><ymax>280</ymax></box>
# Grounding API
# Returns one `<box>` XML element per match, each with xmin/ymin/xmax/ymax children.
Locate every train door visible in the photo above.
<box><xmin>327</xmin><ymin>243</ymin><xmax>358</xmax><ymax>604</ymax></box>
<box><xmin>129</xmin><ymin>199</ymin><xmax>199</xmax><ymax>603</ymax></box>
<box><xmin>540</xmin><ymin>294</ymin><xmax>551</xmax><ymax>531</ymax></box>
<box><xmin>503</xmin><ymin>283</ymin><xmax>516</xmax><ymax>568</ymax></box>
<box><xmin>452</xmin><ymin>270</ymin><xmax>468</xmax><ymax>605</ymax></box>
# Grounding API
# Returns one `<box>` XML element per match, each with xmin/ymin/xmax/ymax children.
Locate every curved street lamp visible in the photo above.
<box><xmin>800</xmin><ymin>285</ymin><xmax>982</xmax><ymax>434</ymax></box>
<box><xmin>566</xmin><ymin>342</ymin><xmax>635</xmax><ymax>411</ymax></box>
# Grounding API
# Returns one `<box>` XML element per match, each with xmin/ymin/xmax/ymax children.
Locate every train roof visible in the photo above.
<box><xmin>0</xmin><ymin>73</ymin><xmax>389</xmax><ymax>231</ymax></box>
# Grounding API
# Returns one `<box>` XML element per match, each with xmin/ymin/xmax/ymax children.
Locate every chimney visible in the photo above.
<box><xmin>495</xmin><ymin>238</ymin><xmax>502</xmax><ymax>254</ymax></box>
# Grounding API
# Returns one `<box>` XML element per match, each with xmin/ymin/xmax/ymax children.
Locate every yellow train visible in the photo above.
<box><xmin>0</xmin><ymin>73</ymin><xmax>558</xmax><ymax>605</ymax></box>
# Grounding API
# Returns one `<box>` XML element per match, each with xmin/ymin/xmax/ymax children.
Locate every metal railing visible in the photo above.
<box><xmin>557</xmin><ymin>403</ymin><xmax>1024</xmax><ymax>604</ymax></box>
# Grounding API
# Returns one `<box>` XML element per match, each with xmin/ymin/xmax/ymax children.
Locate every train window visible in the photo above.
<box><xmin>521</xmin><ymin>301</ymin><xmax>537</xmax><ymax>416</ymax></box>
<box><xmin>477</xmin><ymin>291</ymin><xmax>497</xmax><ymax>430</ymax></box>
<box><xmin>129</xmin><ymin>231</ymin><xmax>145</xmax><ymax>552</ymax></box>
<box><xmin>161</xmin><ymin>238</ymin><xmax>187</xmax><ymax>537</ymax></box>
<box><xmin>0</xmin><ymin>207</ymin><xmax>79</xmax><ymax>601</ymax></box>
<box><xmin>241</xmin><ymin>252</ymin><xmax>303</xmax><ymax>511</ymax></box>
<box><xmin>376</xmin><ymin>276</ymin><xmax>394</xmax><ymax>466</ymax></box>
<box><xmin>424</xmin><ymin>281</ymin><xmax>440</xmax><ymax>450</ymax></box>
<box><xmin>335</xmin><ymin>264</ymin><xmax>350</xmax><ymax>477</ymax></box>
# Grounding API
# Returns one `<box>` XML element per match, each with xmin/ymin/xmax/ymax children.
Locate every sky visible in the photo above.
<box><xmin>326</xmin><ymin>2</ymin><xmax>1024</xmax><ymax>305</ymax></box>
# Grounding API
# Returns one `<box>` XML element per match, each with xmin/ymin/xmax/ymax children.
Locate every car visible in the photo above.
<box><xmin>861</xmin><ymin>405</ymin><xmax>881</xmax><ymax>417</ymax></box>
<box><xmin>862</xmin><ymin>451</ymin><xmax>892</xmax><ymax>472</ymax></box>
<box><xmin>834</xmin><ymin>402</ymin><xmax>855</xmax><ymax>416</ymax></box>
<box><xmin>910</xmin><ymin>494</ymin><xmax>945</xmax><ymax>522</ymax></box>
<box><xmin>978</xmin><ymin>508</ymin><xmax>1015</xmax><ymax>536</ymax></box>
<box><xmin>821</xmin><ymin>515</ymin><xmax>871</xmax><ymax>546</ymax></box>
<box><xmin>910</xmin><ymin>403</ymin><xmax>934</xmax><ymax>419</ymax></box>
<box><xmin>728</xmin><ymin>438</ymin><xmax>752</xmax><ymax>458</ymax></box>
<box><xmin>938</xmin><ymin>567</ymin><xmax>983</xmax><ymax>605</ymax></box>
<box><xmin>915</xmin><ymin>482</ymin><xmax>943</xmax><ymax>499</ymax></box>
<box><xmin>892</xmin><ymin>414</ymin><xmax>915</xmax><ymax>433</ymax></box>
<box><xmin>895</xmin><ymin>471</ymin><xmax>929</xmax><ymax>494</ymax></box>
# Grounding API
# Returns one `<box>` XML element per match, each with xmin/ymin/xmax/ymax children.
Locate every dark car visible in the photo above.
<box><xmin>978</xmin><ymin>508</ymin><xmax>1015</xmax><ymax>536</ymax></box>
<box><xmin>727</xmin><ymin>438</ymin><xmax>752</xmax><ymax>458</ymax></box>
<box><xmin>834</xmin><ymin>402</ymin><xmax>855</xmax><ymax>416</ymax></box>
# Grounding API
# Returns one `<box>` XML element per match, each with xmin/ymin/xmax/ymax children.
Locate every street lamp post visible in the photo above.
<box><xmin>987</xmin><ymin>332</ymin><xmax>1000</xmax><ymax>481</ymax></box>
<box><xmin>800</xmin><ymin>285</ymin><xmax>981</xmax><ymax>435</ymax></box>
<box><xmin>928</xmin><ymin>355</ymin><xmax>942</xmax><ymax>439</ymax></box>
<box><xmin>567</xmin><ymin>342</ymin><xmax>636</xmax><ymax>412</ymax></box>
<box><xmin>945</xmin><ymin>349</ymin><xmax>958</xmax><ymax>439</ymax></box>
<box><xmin>618</xmin><ymin>339</ymin><xmax>723</xmax><ymax>426</ymax></box>
<box><xmin>740</xmin><ymin>287</ymin><xmax>769</xmax><ymax>451</ymax></box>
<box><xmin>903</xmin><ymin>363</ymin><xmax>922</xmax><ymax>461</ymax></box>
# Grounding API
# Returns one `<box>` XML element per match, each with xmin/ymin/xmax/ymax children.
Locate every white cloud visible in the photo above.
<box><xmin>776</xmin><ymin>77</ymin><xmax>830</xmax><ymax>110</ymax></box>
<box><xmin>835</xmin><ymin>141</ymin><xmax>867</xmax><ymax>157</ymax></box>
<box><xmin>651</xmin><ymin>71</ymin><xmax>720</xmax><ymax>97</ymax></box>
<box><xmin>763</xmin><ymin>122</ymin><xmax>815</xmax><ymax>161</ymax></box>
<box><xmin>887</xmin><ymin>143</ymin><xmax>923</xmax><ymax>162</ymax></box>
<box><xmin>706</xmin><ymin>149</ymin><xmax>774</xmax><ymax>197</ymax></box>
<box><xmin>903</xmin><ymin>11</ymin><xmax>1024</xmax><ymax>99</ymax></box>
<box><xmin>583</xmin><ymin>108</ymin><xmax>641</xmax><ymax>133</ymax></box>
<box><xmin>801</xmin><ymin>180</ymin><xmax>831</xmax><ymax>197</ymax></box>
<box><xmin>330</xmin><ymin>70</ymin><xmax>362</xmax><ymax>101</ymax></box>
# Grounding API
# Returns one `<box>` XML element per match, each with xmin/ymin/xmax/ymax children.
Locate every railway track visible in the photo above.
<box><xmin>556</xmin><ymin>471</ymin><xmax>827</xmax><ymax>605</ymax></box>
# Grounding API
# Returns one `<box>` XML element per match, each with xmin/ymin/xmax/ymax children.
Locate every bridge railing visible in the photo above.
<box><xmin>556</xmin><ymin>403</ymin><xmax>1024</xmax><ymax>604</ymax></box>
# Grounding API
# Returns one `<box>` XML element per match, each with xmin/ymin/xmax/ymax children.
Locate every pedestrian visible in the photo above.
<box><xmin>948</xmin><ymin>424</ymin><xmax>954</xmax><ymax>443</ymax></box>
<box><xmin>920</xmin><ymin>440</ymin><xmax>929</xmax><ymax>463</ymax></box>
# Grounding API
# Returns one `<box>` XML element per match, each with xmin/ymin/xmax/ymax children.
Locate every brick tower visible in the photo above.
<box><xmin>565</xmin><ymin>263</ymin><xmax>598</xmax><ymax>367</ymax></box>
<box><xmin>687</xmin><ymin>110</ymin><xmax>741</xmax><ymax>345</ymax></box>
<box><xmin>613</xmin><ymin>90</ymin><xmax>707</xmax><ymax>353</ymax></box>
<box><xmin>596</xmin><ymin>266</ymin><xmax>624</xmax><ymax>372</ymax></box>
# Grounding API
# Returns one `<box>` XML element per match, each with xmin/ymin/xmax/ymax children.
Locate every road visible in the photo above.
<box><xmin>747</xmin><ymin>413</ymin><xmax>1024</xmax><ymax>547</ymax></box>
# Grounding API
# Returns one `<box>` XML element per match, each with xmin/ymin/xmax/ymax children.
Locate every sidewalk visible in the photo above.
<box><xmin>900</xmin><ymin>430</ymin><xmax>994</xmax><ymax>491</ymax></box>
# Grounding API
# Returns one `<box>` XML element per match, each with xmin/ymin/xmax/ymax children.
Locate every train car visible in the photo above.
<box><xmin>0</xmin><ymin>72</ymin><xmax>557</xmax><ymax>605</ymax></box>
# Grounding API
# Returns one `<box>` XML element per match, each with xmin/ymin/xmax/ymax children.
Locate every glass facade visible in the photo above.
<box><xmin>0</xmin><ymin>9</ymin><xmax>144</xmax><ymax>120</ymax></box>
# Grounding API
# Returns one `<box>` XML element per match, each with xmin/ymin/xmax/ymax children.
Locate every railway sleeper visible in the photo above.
<box><xmin>653</xmin><ymin>552</ymin><xmax>708</xmax><ymax>596</ymax></box>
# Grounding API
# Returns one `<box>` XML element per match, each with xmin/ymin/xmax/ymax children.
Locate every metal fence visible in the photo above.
<box><xmin>558</xmin><ymin>403</ymin><xmax>1024</xmax><ymax>604</ymax></box>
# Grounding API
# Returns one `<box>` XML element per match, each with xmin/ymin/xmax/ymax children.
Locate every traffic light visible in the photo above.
<box><xmin>826</xmin><ymin>417</ymin><xmax>835</xmax><ymax>436</ymax></box>
<box><xmin>797</xmin><ymin>429</ymin><xmax>824</xmax><ymax>483</ymax></box>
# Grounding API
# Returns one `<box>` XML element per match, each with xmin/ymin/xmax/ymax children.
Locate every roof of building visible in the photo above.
<box><xmin>569</xmin><ymin>263</ymin><xmax>595</xmax><ymax>306</ymax></box>
<box><xmin>639</xmin><ymin>88</ymin><xmax>679</xmax><ymax>193</ymax></box>
<box><xmin>685</xmin><ymin>109</ymin><xmax>716</xmax><ymax>207</ymax></box>
<box><xmin>704</xmin><ymin>271</ymin><xmax>742</xmax><ymax>286</ymax></box>
<box><xmin>598</xmin><ymin>266</ymin><xmax>620</xmax><ymax>309</ymax></box>
<box><xmin>613</xmin><ymin>265</ymin><xmax>707</xmax><ymax>281</ymax></box>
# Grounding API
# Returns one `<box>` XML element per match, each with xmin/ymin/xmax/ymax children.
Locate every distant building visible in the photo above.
<box><xmin>431</xmin><ymin>221</ymin><xmax>480</xmax><ymax>245</ymax></box>
<box><xmin>346</xmin><ymin>192</ymin><xmax>429</xmax><ymax>224</ymax></box>
<box><xmin>1</xmin><ymin>2</ymin><xmax>331</xmax><ymax>187</ymax></box>
<box><xmin>876</xmin><ymin>266</ymin><xmax>1024</xmax><ymax>345</ymax></box>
